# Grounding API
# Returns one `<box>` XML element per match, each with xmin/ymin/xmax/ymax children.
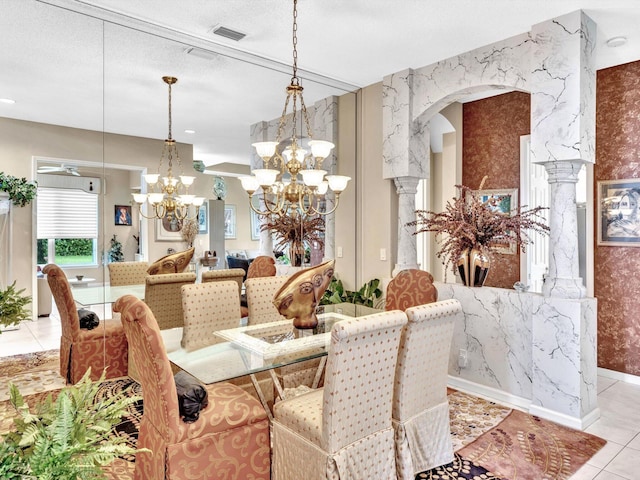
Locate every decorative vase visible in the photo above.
<box><xmin>457</xmin><ymin>247</ymin><xmax>490</xmax><ymax>287</ymax></box>
<box><xmin>272</xmin><ymin>259</ymin><xmax>335</xmax><ymax>329</ymax></box>
<box><xmin>289</xmin><ymin>241</ymin><xmax>304</xmax><ymax>267</ymax></box>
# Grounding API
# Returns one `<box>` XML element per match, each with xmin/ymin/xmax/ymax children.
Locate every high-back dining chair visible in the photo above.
<box><xmin>108</xmin><ymin>261</ymin><xmax>148</xmax><ymax>286</ymax></box>
<box><xmin>271</xmin><ymin>310</ymin><xmax>408</xmax><ymax>479</ymax></box>
<box><xmin>113</xmin><ymin>294</ymin><xmax>271</xmax><ymax>480</ymax></box>
<box><xmin>246</xmin><ymin>255</ymin><xmax>276</xmax><ymax>279</ymax></box>
<box><xmin>385</xmin><ymin>268</ymin><xmax>438</xmax><ymax>311</ymax></box>
<box><xmin>201</xmin><ymin>268</ymin><xmax>245</xmax><ymax>295</ymax></box>
<box><xmin>393</xmin><ymin>299</ymin><xmax>460</xmax><ymax>478</ymax></box>
<box><xmin>181</xmin><ymin>281</ymin><xmax>242</xmax><ymax>351</ymax></box>
<box><xmin>144</xmin><ymin>272</ymin><xmax>196</xmax><ymax>330</ymax></box>
<box><xmin>244</xmin><ymin>275</ymin><xmax>290</xmax><ymax>325</ymax></box>
<box><xmin>43</xmin><ymin>263</ymin><xmax>128</xmax><ymax>384</ymax></box>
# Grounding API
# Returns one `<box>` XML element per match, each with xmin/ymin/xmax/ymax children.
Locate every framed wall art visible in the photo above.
<box><xmin>155</xmin><ymin>215</ymin><xmax>183</xmax><ymax>241</ymax></box>
<box><xmin>474</xmin><ymin>188</ymin><xmax>518</xmax><ymax>254</ymax></box>
<box><xmin>597</xmin><ymin>178</ymin><xmax>640</xmax><ymax>246</ymax></box>
<box><xmin>114</xmin><ymin>205</ymin><xmax>132</xmax><ymax>226</ymax></box>
<box><xmin>198</xmin><ymin>202</ymin><xmax>208</xmax><ymax>234</ymax></box>
<box><xmin>250</xmin><ymin>209</ymin><xmax>261</xmax><ymax>241</ymax></box>
<box><xmin>224</xmin><ymin>205</ymin><xmax>236</xmax><ymax>239</ymax></box>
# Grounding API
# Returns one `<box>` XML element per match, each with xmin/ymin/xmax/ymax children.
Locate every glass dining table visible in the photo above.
<box><xmin>72</xmin><ymin>284</ymin><xmax>146</xmax><ymax>307</ymax></box>
<box><xmin>162</xmin><ymin>303</ymin><xmax>381</xmax><ymax>417</ymax></box>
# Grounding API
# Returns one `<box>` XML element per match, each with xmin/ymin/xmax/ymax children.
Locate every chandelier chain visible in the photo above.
<box><xmin>167</xmin><ymin>80</ymin><xmax>173</xmax><ymax>141</ymax></box>
<box><xmin>291</xmin><ymin>0</ymin><xmax>298</xmax><ymax>85</ymax></box>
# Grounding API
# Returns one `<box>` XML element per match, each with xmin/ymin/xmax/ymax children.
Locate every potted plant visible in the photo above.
<box><xmin>262</xmin><ymin>212</ymin><xmax>325</xmax><ymax>267</ymax></box>
<box><xmin>409</xmin><ymin>178</ymin><xmax>549</xmax><ymax>286</ymax></box>
<box><xmin>0</xmin><ymin>282</ymin><xmax>31</xmax><ymax>333</ymax></box>
<box><xmin>0</xmin><ymin>172</ymin><xmax>37</xmax><ymax>207</ymax></box>
<box><xmin>0</xmin><ymin>369</ymin><xmax>143</xmax><ymax>479</ymax></box>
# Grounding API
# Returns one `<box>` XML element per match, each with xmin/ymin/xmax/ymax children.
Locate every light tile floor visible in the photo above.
<box><xmin>1</xmin><ymin>310</ymin><xmax>639</xmax><ymax>479</ymax></box>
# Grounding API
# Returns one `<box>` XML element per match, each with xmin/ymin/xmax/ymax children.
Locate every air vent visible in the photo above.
<box><xmin>184</xmin><ymin>47</ymin><xmax>219</xmax><ymax>61</ymax></box>
<box><xmin>213</xmin><ymin>26</ymin><xmax>246</xmax><ymax>41</ymax></box>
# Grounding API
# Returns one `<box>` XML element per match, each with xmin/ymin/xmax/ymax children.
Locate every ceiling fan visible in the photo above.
<box><xmin>37</xmin><ymin>164</ymin><xmax>80</xmax><ymax>176</ymax></box>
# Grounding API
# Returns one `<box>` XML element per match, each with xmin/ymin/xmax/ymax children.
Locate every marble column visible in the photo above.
<box><xmin>540</xmin><ymin>160</ymin><xmax>586</xmax><ymax>298</ymax></box>
<box><xmin>393</xmin><ymin>176</ymin><xmax>420</xmax><ymax>275</ymax></box>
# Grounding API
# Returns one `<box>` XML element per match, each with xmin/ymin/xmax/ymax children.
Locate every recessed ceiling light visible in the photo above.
<box><xmin>0</xmin><ymin>98</ymin><xmax>16</xmax><ymax>104</ymax></box>
<box><xmin>606</xmin><ymin>36</ymin><xmax>628</xmax><ymax>48</ymax></box>
<box><xmin>184</xmin><ymin>129</ymin><xmax>196</xmax><ymax>134</ymax></box>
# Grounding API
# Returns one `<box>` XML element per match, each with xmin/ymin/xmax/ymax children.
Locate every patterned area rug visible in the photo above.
<box><xmin>0</xmin><ymin>351</ymin><xmax>606</xmax><ymax>480</ymax></box>
<box><xmin>0</xmin><ymin>349</ymin><xmax>66</xmax><ymax>401</ymax></box>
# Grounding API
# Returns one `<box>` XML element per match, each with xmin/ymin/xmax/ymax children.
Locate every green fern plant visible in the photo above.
<box><xmin>0</xmin><ymin>369</ymin><xmax>144</xmax><ymax>479</ymax></box>
<box><xmin>0</xmin><ymin>281</ymin><xmax>31</xmax><ymax>332</ymax></box>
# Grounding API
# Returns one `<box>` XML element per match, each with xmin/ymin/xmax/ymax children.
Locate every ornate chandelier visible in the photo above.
<box><xmin>240</xmin><ymin>0</ymin><xmax>350</xmax><ymax>217</ymax></box>
<box><xmin>133</xmin><ymin>76</ymin><xmax>204</xmax><ymax>223</ymax></box>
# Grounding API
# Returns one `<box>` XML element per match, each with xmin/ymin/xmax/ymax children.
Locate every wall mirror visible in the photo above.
<box><xmin>0</xmin><ymin>1</ymin><xmax>358</xmax><ymax>370</ymax></box>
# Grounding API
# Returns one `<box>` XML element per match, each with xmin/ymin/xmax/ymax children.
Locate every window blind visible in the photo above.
<box><xmin>37</xmin><ymin>187</ymin><xmax>98</xmax><ymax>239</ymax></box>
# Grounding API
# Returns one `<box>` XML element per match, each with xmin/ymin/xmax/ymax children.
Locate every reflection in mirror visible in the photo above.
<box><xmin>0</xmin><ymin>1</ymin><xmax>358</xmax><ymax>385</ymax></box>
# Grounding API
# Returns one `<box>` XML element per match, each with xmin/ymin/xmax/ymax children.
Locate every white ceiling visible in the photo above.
<box><xmin>1</xmin><ymin>0</ymin><xmax>639</xmax><ymax>168</ymax></box>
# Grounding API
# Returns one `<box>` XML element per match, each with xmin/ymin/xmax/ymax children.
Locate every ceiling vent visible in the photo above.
<box><xmin>213</xmin><ymin>26</ymin><xmax>246</xmax><ymax>42</ymax></box>
<box><xmin>184</xmin><ymin>47</ymin><xmax>219</xmax><ymax>61</ymax></box>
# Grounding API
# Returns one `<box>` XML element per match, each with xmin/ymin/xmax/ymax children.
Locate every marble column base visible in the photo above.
<box><xmin>542</xmin><ymin>275</ymin><xmax>587</xmax><ymax>299</ymax></box>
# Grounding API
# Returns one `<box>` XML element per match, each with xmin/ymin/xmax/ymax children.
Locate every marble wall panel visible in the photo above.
<box><xmin>595</xmin><ymin>60</ymin><xmax>640</xmax><ymax>376</ymax></box>
<box><xmin>462</xmin><ymin>91</ymin><xmax>530</xmax><ymax>289</ymax></box>
<box><xmin>438</xmin><ymin>281</ymin><xmax>598</xmax><ymax>425</ymax></box>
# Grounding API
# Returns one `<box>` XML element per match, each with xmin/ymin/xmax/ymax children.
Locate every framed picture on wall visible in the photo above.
<box><xmin>597</xmin><ymin>178</ymin><xmax>640</xmax><ymax>246</ymax></box>
<box><xmin>155</xmin><ymin>216</ymin><xmax>183</xmax><ymax>241</ymax></box>
<box><xmin>114</xmin><ymin>205</ymin><xmax>132</xmax><ymax>226</ymax></box>
<box><xmin>473</xmin><ymin>188</ymin><xmax>518</xmax><ymax>254</ymax></box>
<box><xmin>198</xmin><ymin>202</ymin><xmax>208</xmax><ymax>234</ymax></box>
<box><xmin>250</xmin><ymin>209</ymin><xmax>261</xmax><ymax>241</ymax></box>
<box><xmin>224</xmin><ymin>205</ymin><xmax>236</xmax><ymax>239</ymax></box>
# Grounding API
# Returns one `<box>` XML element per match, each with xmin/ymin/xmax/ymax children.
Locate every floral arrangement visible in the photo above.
<box><xmin>409</xmin><ymin>178</ymin><xmax>549</xmax><ymax>274</ymax></box>
<box><xmin>0</xmin><ymin>172</ymin><xmax>37</xmax><ymax>207</ymax></box>
<box><xmin>261</xmin><ymin>211</ymin><xmax>325</xmax><ymax>252</ymax></box>
<box><xmin>181</xmin><ymin>218</ymin><xmax>199</xmax><ymax>247</ymax></box>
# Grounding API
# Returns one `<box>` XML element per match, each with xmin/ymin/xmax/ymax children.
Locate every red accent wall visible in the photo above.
<box><xmin>462</xmin><ymin>91</ymin><xmax>531</xmax><ymax>289</ymax></box>
<box><xmin>595</xmin><ymin>60</ymin><xmax>640</xmax><ymax>376</ymax></box>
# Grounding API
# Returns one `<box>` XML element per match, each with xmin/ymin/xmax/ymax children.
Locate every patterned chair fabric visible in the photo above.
<box><xmin>247</xmin><ymin>255</ymin><xmax>276</xmax><ymax>279</ymax></box>
<box><xmin>244</xmin><ymin>275</ymin><xmax>290</xmax><ymax>325</ymax></box>
<box><xmin>393</xmin><ymin>299</ymin><xmax>460</xmax><ymax>478</ymax></box>
<box><xmin>147</xmin><ymin>247</ymin><xmax>195</xmax><ymax>275</ymax></box>
<box><xmin>181</xmin><ymin>281</ymin><xmax>242</xmax><ymax>351</ymax></box>
<box><xmin>385</xmin><ymin>269</ymin><xmax>438</xmax><ymax>311</ymax></box>
<box><xmin>113</xmin><ymin>295</ymin><xmax>271</xmax><ymax>480</ymax></box>
<box><xmin>108</xmin><ymin>261</ymin><xmax>148</xmax><ymax>286</ymax></box>
<box><xmin>144</xmin><ymin>272</ymin><xmax>196</xmax><ymax>330</ymax></box>
<box><xmin>201</xmin><ymin>268</ymin><xmax>245</xmax><ymax>296</ymax></box>
<box><xmin>272</xmin><ymin>310</ymin><xmax>408</xmax><ymax>479</ymax></box>
<box><xmin>43</xmin><ymin>264</ymin><xmax>128</xmax><ymax>384</ymax></box>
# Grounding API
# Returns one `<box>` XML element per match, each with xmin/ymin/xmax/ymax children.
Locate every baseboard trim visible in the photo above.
<box><xmin>528</xmin><ymin>404</ymin><xmax>601</xmax><ymax>431</ymax></box>
<box><xmin>447</xmin><ymin>375</ymin><xmax>600</xmax><ymax>430</ymax></box>
<box><xmin>598</xmin><ymin>367</ymin><xmax>640</xmax><ymax>386</ymax></box>
<box><xmin>447</xmin><ymin>375</ymin><xmax>531</xmax><ymax>411</ymax></box>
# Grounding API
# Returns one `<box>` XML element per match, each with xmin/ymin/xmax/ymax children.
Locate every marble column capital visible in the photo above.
<box><xmin>393</xmin><ymin>176</ymin><xmax>420</xmax><ymax>195</ymax></box>
<box><xmin>539</xmin><ymin>159</ymin><xmax>587</xmax><ymax>184</ymax></box>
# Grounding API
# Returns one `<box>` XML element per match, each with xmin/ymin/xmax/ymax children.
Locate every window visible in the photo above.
<box><xmin>37</xmin><ymin>187</ymin><xmax>99</xmax><ymax>266</ymax></box>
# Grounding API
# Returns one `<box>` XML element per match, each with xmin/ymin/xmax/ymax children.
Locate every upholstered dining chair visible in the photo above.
<box><xmin>201</xmin><ymin>268</ymin><xmax>245</xmax><ymax>295</ymax></box>
<box><xmin>144</xmin><ymin>272</ymin><xmax>196</xmax><ymax>330</ymax></box>
<box><xmin>272</xmin><ymin>309</ymin><xmax>408</xmax><ymax>480</ymax></box>
<box><xmin>246</xmin><ymin>255</ymin><xmax>276</xmax><ymax>279</ymax></box>
<box><xmin>107</xmin><ymin>261</ymin><xmax>148</xmax><ymax>286</ymax></box>
<box><xmin>385</xmin><ymin>268</ymin><xmax>438</xmax><ymax>311</ymax></box>
<box><xmin>181</xmin><ymin>280</ymin><xmax>242</xmax><ymax>351</ymax></box>
<box><xmin>393</xmin><ymin>299</ymin><xmax>460</xmax><ymax>478</ymax></box>
<box><xmin>147</xmin><ymin>247</ymin><xmax>195</xmax><ymax>275</ymax></box>
<box><xmin>244</xmin><ymin>275</ymin><xmax>289</xmax><ymax>325</ymax></box>
<box><xmin>113</xmin><ymin>294</ymin><xmax>271</xmax><ymax>480</ymax></box>
<box><xmin>43</xmin><ymin>263</ymin><xmax>128</xmax><ymax>384</ymax></box>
